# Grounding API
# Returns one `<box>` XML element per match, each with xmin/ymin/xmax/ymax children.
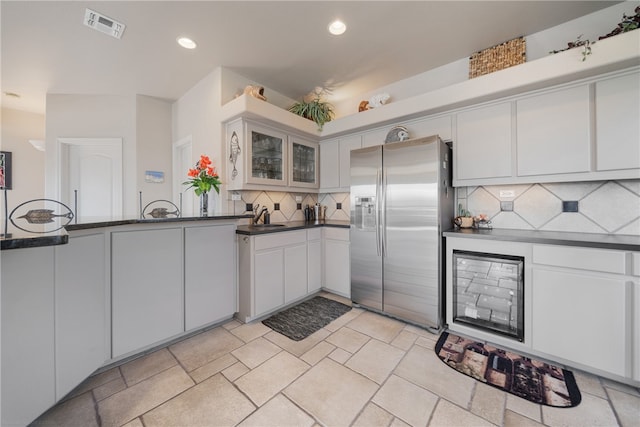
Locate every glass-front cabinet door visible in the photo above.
<box><xmin>289</xmin><ymin>136</ymin><xmax>319</xmax><ymax>189</ymax></box>
<box><xmin>246</xmin><ymin>122</ymin><xmax>287</xmax><ymax>186</ymax></box>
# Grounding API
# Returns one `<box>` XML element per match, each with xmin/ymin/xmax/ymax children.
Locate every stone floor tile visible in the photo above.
<box><xmin>98</xmin><ymin>365</ymin><xmax>194</xmax><ymax>426</ymax></box>
<box><xmin>415</xmin><ymin>335</ymin><xmax>437</xmax><ymax>350</ymax></box>
<box><xmin>32</xmin><ymin>392</ymin><xmax>98</xmax><ymax>427</ymax></box>
<box><xmin>345</xmin><ymin>339</ymin><xmax>405</xmax><ymax>384</ymax></box>
<box><xmin>506</xmin><ymin>394</ymin><xmax>542</xmax><ymax>422</ymax></box>
<box><xmin>346</xmin><ymin>310</ymin><xmax>405</xmax><ymax>343</ymax></box>
<box><xmin>352</xmin><ymin>403</ymin><xmax>394</xmax><ymax>427</ymax></box>
<box><xmin>605</xmin><ymin>387</ymin><xmax>640</xmax><ymax>427</ymax></box>
<box><xmin>301</xmin><ymin>341</ymin><xmax>336</xmax><ymax>366</ymax></box>
<box><xmin>319</xmin><ymin>291</ymin><xmax>353</xmax><ymax>306</ymax></box>
<box><xmin>188</xmin><ymin>353</ymin><xmax>238</xmax><ymax>384</ymax></box>
<box><xmin>264</xmin><ymin>327</ymin><xmax>331</xmax><ymax>357</ymax></box>
<box><xmin>237</xmin><ymin>394</ymin><xmax>315</xmax><ymax>427</ymax></box>
<box><xmin>231</xmin><ymin>337</ymin><xmax>282</xmax><ymax>369</ymax></box>
<box><xmin>222</xmin><ymin>319</ymin><xmax>242</xmax><ymax>330</ymax></box>
<box><xmin>235</xmin><ymin>351</ymin><xmax>310</xmax><ymax>406</ymax></box>
<box><xmin>229</xmin><ymin>321</ymin><xmax>272</xmax><ymax>343</ymax></box>
<box><xmin>142</xmin><ymin>374</ymin><xmax>255</xmax><ymax>427</ymax></box>
<box><xmin>390</xmin><ymin>330</ymin><xmax>419</xmax><ymax>351</ymax></box>
<box><xmin>602</xmin><ymin>378</ymin><xmax>640</xmax><ymax>397</ymax></box>
<box><xmin>328</xmin><ymin>347</ymin><xmax>353</xmax><ymax>364</ymax></box>
<box><xmin>93</xmin><ymin>377</ymin><xmax>126</xmax><ymax>401</ymax></box>
<box><xmin>541</xmin><ymin>392</ymin><xmax>618</xmax><ymax>427</ymax></box>
<box><xmin>222</xmin><ymin>362</ymin><xmax>250</xmax><ymax>382</ymax></box>
<box><xmin>572</xmin><ymin>370</ymin><xmax>606</xmax><ymax>399</ymax></box>
<box><xmin>503</xmin><ymin>409</ymin><xmax>545</xmax><ymax>427</ymax></box>
<box><xmin>394</xmin><ymin>345</ymin><xmax>476</xmax><ymax>409</ymax></box>
<box><xmin>428</xmin><ymin>399</ymin><xmax>494</xmax><ymax>426</ymax></box>
<box><xmin>284</xmin><ymin>358</ymin><xmax>378</xmax><ymax>427</ymax></box>
<box><xmin>169</xmin><ymin>327</ymin><xmax>244</xmax><ymax>372</ymax></box>
<box><xmin>323</xmin><ymin>307</ymin><xmax>364</xmax><ymax>332</ymax></box>
<box><xmin>372</xmin><ymin>374</ymin><xmax>438</xmax><ymax>427</ymax></box>
<box><xmin>403</xmin><ymin>323</ymin><xmax>439</xmax><ymax>338</ymax></box>
<box><xmin>326</xmin><ymin>327</ymin><xmax>370</xmax><ymax>353</ymax></box>
<box><xmin>390</xmin><ymin>417</ymin><xmax>412</xmax><ymax>427</ymax></box>
<box><xmin>121</xmin><ymin>418</ymin><xmax>144</xmax><ymax>427</ymax></box>
<box><xmin>120</xmin><ymin>348</ymin><xmax>177</xmax><ymax>386</ymax></box>
<box><xmin>470</xmin><ymin>382</ymin><xmax>506</xmax><ymax>425</ymax></box>
<box><xmin>64</xmin><ymin>367</ymin><xmax>122</xmax><ymax>400</ymax></box>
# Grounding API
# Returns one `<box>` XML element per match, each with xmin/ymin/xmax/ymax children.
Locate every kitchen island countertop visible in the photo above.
<box><xmin>1</xmin><ymin>214</ymin><xmax>253</xmax><ymax>250</ymax></box>
<box><xmin>443</xmin><ymin>228</ymin><xmax>640</xmax><ymax>251</ymax></box>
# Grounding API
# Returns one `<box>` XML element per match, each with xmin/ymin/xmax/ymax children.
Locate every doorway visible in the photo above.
<box><xmin>173</xmin><ymin>136</ymin><xmax>193</xmax><ymax>217</ymax></box>
<box><xmin>58</xmin><ymin>138</ymin><xmax>123</xmax><ymax>220</ymax></box>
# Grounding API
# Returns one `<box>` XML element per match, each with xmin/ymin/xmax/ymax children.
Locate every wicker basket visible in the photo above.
<box><xmin>469</xmin><ymin>37</ymin><xmax>526</xmax><ymax>79</ymax></box>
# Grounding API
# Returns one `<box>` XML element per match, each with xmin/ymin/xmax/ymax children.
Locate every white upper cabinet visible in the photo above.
<box><xmin>595</xmin><ymin>71</ymin><xmax>640</xmax><ymax>171</ymax></box>
<box><xmin>453</xmin><ymin>68</ymin><xmax>640</xmax><ymax>186</ymax></box>
<box><xmin>516</xmin><ymin>84</ymin><xmax>591</xmax><ymax>177</ymax></box>
<box><xmin>339</xmin><ymin>135</ymin><xmax>364</xmax><ymax>189</ymax></box>
<box><xmin>455</xmin><ymin>102</ymin><xmax>512</xmax><ymax>181</ymax></box>
<box><xmin>320</xmin><ymin>138</ymin><xmax>340</xmax><ymax>190</ymax></box>
<box><xmin>289</xmin><ymin>135</ymin><xmax>319</xmax><ymax>189</ymax></box>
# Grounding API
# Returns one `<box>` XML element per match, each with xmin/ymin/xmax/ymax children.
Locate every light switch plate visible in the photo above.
<box><xmin>295</xmin><ymin>196</ymin><xmax>302</xmax><ymax>202</ymax></box>
<box><xmin>231</xmin><ymin>192</ymin><xmax>241</xmax><ymax>201</ymax></box>
<box><xmin>499</xmin><ymin>190</ymin><xmax>515</xmax><ymax>198</ymax></box>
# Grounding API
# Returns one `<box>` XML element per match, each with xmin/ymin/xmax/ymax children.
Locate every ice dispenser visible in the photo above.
<box><xmin>354</xmin><ymin>196</ymin><xmax>376</xmax><ymax>230</ymax></box>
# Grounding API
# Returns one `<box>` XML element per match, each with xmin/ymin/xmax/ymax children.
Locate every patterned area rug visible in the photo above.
<box><xmin>436</xmin><ymin>332</ymin><xmax>581</xmax><ymax>408</ymax></box>
<box><xmin>262</xmin><ymin>296</ymin><xmax>352</xmax><ymax>341</ymax></box>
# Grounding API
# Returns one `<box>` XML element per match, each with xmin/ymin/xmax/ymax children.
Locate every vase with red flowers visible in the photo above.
<box><xmin>183</xmin><ymin>155</ymin><xmax>221</xmax><ymax>217</ymax></box>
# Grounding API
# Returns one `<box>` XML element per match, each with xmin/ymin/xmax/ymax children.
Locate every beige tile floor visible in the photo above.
<box><xmin>33</xmin><ymin>293</ymin><xmax>640</xmax><ymax>427</ymax></box>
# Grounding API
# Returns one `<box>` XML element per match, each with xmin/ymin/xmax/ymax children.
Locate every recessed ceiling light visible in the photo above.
<box><xmin>177</xmin><ymin>37</ymin><xmax>197</xmax><ymax>49</ymax></box>
<box><xmin>328</xmin><ymin>20</ymin><xmax>347</xmax><ymax>36</ymax></box>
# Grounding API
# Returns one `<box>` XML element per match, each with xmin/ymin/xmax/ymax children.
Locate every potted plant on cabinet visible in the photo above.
<box><xmin>288</xmin><ymin>88</ymin><xmax>334</xmax><ymax>131</ymax></box>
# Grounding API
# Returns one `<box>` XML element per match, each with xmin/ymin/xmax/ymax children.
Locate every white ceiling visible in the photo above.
<box><xmin>1</xmin><ymin>1</ymin><xmax>620</xmax><ymax>115</ymax></box>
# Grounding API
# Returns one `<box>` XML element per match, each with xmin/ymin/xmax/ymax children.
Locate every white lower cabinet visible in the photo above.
<box><xmin>285</xmin><ymin>243</ymin><xmax>308</xmax><ymax>302</ymax></box>
<box><xmin>1</xmin><ymin>247</ymin><xmax>56</xmax><ymax>427</ymax></box>
<box><xmin>307</xmin><ymin>229</ymin><xmax>322</xmax><ymax>293</ymax></box>
<box><xmin>254</xmin><ymin>248</ymin><xmax>285</xmax><ymax>315</ymax></box>
<box><xmin>531</xmin><ymin>245</ymin><xmax>633</xmax><ymax>379</ymax></box>
<box><xmin>184</xmin><ymin>224</ymin><xmax>237</xmax><ymax>331</ymax></box>
<box><xmin>323</xmin><ymin>227</ymin><xmax>350</xmax><ymax>297</ymax></box>
<box><xmin>111</xmin><ymin>228</ymin><xmax>183</xmax><ymax>358</ymax></box>
<box><xmin>54</xmin><ymin>232</ymin><xmax>108</xmax><ymax>400</ymax></box>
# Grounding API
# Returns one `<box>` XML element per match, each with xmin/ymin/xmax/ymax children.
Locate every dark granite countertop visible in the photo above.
<box><xmin>443</xmin><ymin>228</ymin><xmax>640</xmax><ymax>251</ymax></box>
<box><xmin>236</xmin><ymin>220</ymin><xmax>350</xmax><ymax>235</ymax></box>
<box><xmin>1</xmin><ymin>214</ymin><xmax>253</xmax><ymax>250</ymax></box>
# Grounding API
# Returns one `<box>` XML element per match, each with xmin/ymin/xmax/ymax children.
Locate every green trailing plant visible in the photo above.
<box><xmin>288</xmin><ymin>91</ymin><xmax>334</xmax><ymax>131</ymax></box>
<box><xmin>549</xmin><ymin>34</ymin><xmax>595</xmax><ymax>61</ymax></box>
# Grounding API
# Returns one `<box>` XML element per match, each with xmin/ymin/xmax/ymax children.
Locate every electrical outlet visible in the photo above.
<box><xmin>274</xmin><ymin>203</ymin><xmax>280</xmax><ymax>211</ymax></box>
<box><xmin>297</xmin><ymin>203</ymin><xmax>302</xmax><ymax>210</ymax></box>
<box><xmin>246</xmin><ymin>203</ymin><xmax>253</xmax><ymax>212</ymax></box>
<box><xmin>336</xmin><ymin>202</ymin><xmax>342</xmax><ymax>210</ymax></box>
<box><xmin>499</xmin><ymin>190</ymin><xmax>515</xmax><ymax>198</ymax></box>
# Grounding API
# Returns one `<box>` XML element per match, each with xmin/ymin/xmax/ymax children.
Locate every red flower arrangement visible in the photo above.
<box><xmin>183</xmin><ymin>155</ymin><xmax>221</xmax><ymax>195</ymax></box>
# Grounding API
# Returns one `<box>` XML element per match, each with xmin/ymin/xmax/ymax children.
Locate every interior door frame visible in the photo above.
<box><xmin>172</xmin><ymin>135</ymin><xmax>193</xmax><ymax>216</ymax></box>
<box><xmin>57</xmin><ymin>137</ymin><xmax>123</xmax><ymax>217</ymax></box>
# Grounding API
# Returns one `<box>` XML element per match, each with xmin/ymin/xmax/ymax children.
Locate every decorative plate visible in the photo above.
<box><xmin>385</xmin><ymin>126</ymin><xmax>410</xmax><ymax>143</ymax></box>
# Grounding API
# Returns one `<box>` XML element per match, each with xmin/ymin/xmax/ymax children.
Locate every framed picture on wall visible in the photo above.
<box><xmin>0</xmin><ymin>151</ymin><xmax>12</xmax><ymax>190</ymax></box>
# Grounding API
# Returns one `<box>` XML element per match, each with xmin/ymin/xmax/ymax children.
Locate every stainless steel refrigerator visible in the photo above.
<box><xmin>350</xmin><ymin>135</ymin><xmax>454</xmax><ymax>331</ymax></box>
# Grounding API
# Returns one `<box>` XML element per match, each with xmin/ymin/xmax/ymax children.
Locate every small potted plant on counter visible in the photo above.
<box><xmin>454</xmin><ymin>204</ymin><xmax>474</xmax><ymax>228</ymax></box>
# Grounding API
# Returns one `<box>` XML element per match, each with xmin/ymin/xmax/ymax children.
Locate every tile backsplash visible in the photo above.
<box><xmin>231</xmin><ymin>191</ymin><xmax>350</xmax><ymax>222</ymax></box>
<box><xmin>232</xmin><ymin>180</ymin><xmax>640</xmax><ymax>236</ymax></box>
<box><xmin>456</xmin><ymin>179</ymin><xmax>640</xmax><ymax>235</ymax></box>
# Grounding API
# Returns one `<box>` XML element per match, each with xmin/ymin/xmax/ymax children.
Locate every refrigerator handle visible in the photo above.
<box><xmin>375</xmin><ymin>168</ymin><xmax>382</xmax><ymax>256</ymax></box>
<box><xmin>381</xmin><ymin>166</ymin><xmax>387</xmax><ymax>258</ymax></box>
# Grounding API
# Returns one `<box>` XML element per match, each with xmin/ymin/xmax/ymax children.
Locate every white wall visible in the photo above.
<box><xmin>45</xmin><ymin>94</ymin><xmax>137</xmax><ymax>216</ymax></box>
<box><xmin>220</xmin><ymin>67</ymin><xmax>297</xmax><ymax>110</ymax></box>
<box><xmin>0</xmin><ymin>108</ymin><xmax>46</xmax><ymax>220</ymax></box>
<box><xmin>333</xmin><ymin>1</ymin><xmax>637</xmax><ymax>119</ymax></box>
<box><xmin>136</xmin><ymin>95</ymin><xmax>173</xmax><ymax>209</ymax></box>
<box><xmin>172</xmin><ymin>68</ymin><xmax>224</xmax><ymax>214</ymax></box>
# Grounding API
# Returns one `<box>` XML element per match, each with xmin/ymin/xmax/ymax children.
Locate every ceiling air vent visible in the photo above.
<box><xmin>83</xmin><ymin>8</ymin><xmax>125</xmax><ymax>39</ymax></box>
